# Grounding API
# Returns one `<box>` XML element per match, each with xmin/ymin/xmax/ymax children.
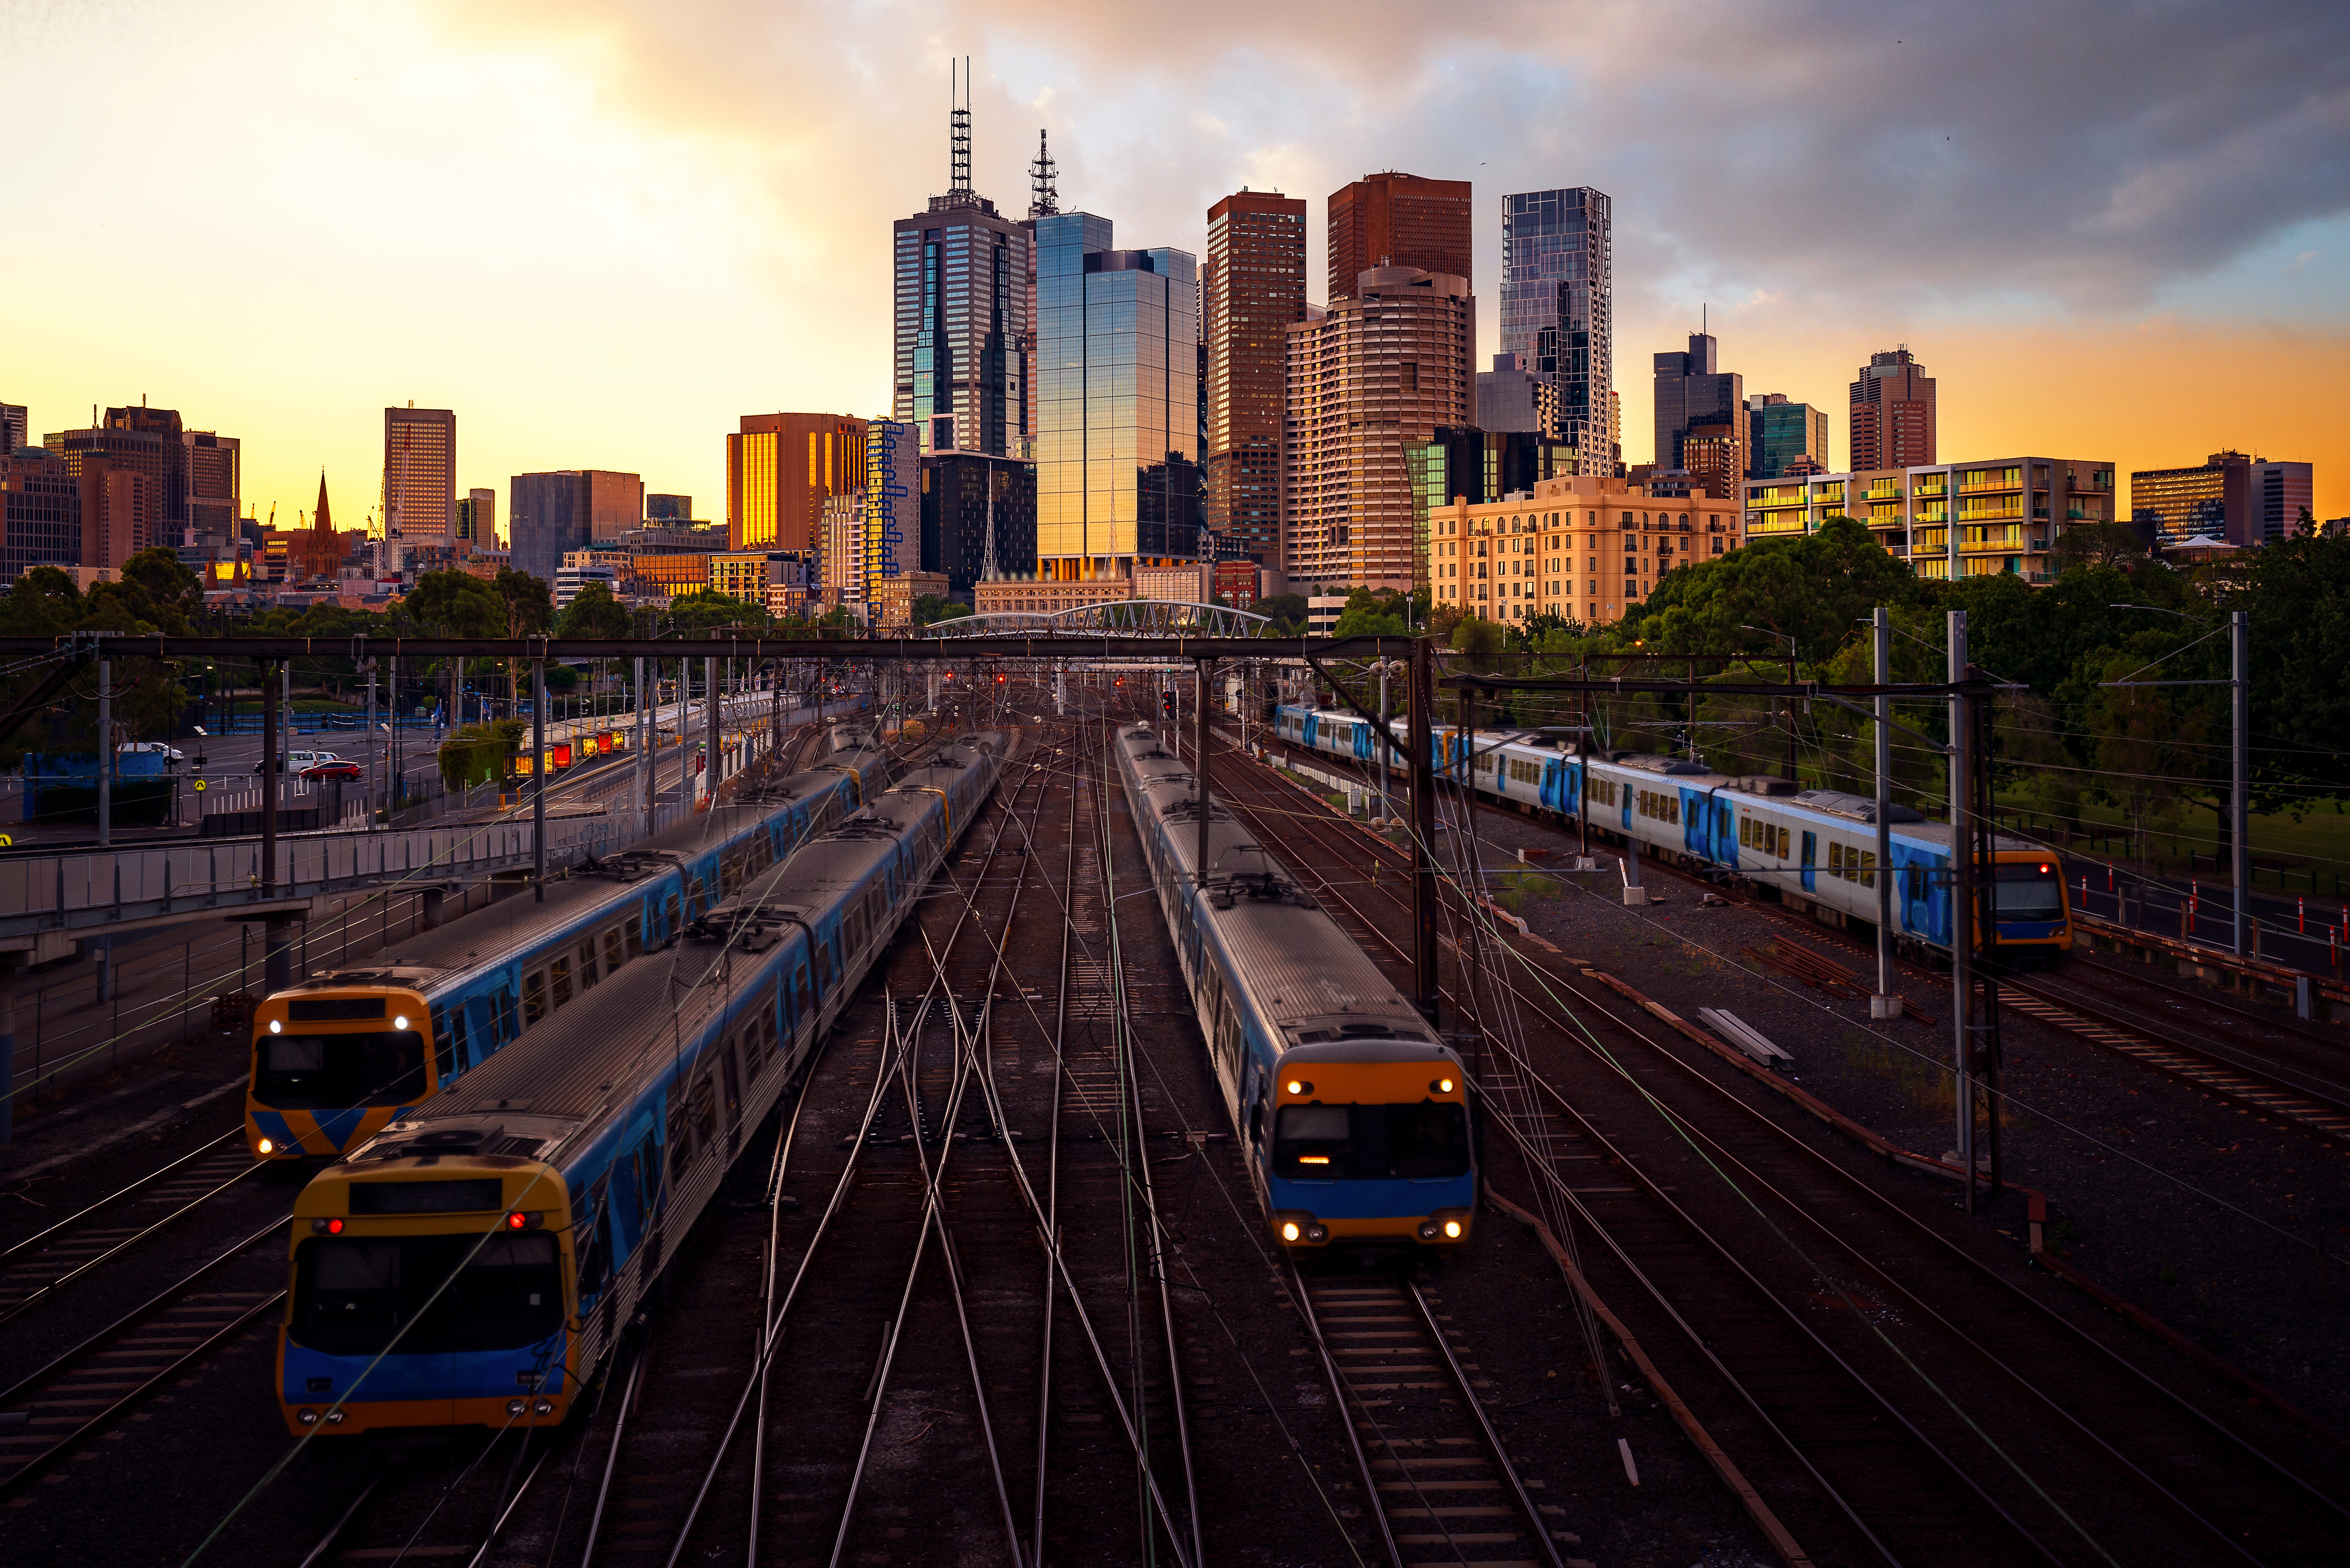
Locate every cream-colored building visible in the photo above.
<box><xmin>1428</xmin><ymin>473</ymin><xmax>1742</xmax><ymax>626</ymax></box>
<box><xmin>874</xmin><ymin>570</ymin><xmax>950</xmax><ymax>631</ymax></box>
<box><xmin>973</xmin><ymin>574</ymin><xmax>1137</xmax><ymax>617</ymax></box>
<box><xmin>1742</xmin><ymin>455</ymin><xmax>2113</xmax><ymax>583</ymax></box>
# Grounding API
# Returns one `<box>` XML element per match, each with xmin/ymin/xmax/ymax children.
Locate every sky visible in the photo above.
<box><xmin>6</xmin><ymin>0</ymin><xmax>2348</xmax><ymax>535</ymax></box>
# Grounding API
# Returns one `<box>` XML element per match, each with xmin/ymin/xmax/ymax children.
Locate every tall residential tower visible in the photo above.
<box><xmin>383</xmin><ymin>405</ymin><xmax>456</xmax><ymax>546</ymax></box>
<box><xmin>1204</xmin><ymin>188</ymin><xmax>1307</xmax><ymax>564</ymax></box>
<box><xmin>1499</xmin><ymin>187</ymin><xmax>1612</xmax><ymax>474</ymax></box>
<box><xmin>1327</xmin><ymin>172</ymin><xmax>1472</xmax><ymax>304</ymax></box>
<box><xmin>1850</xmin><ymin>348</ymin><xmax>1936</xmax><ymax>470</ymax></box>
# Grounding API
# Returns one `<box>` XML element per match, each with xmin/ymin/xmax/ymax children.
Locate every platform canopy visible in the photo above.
<box><xmin>920</xmin><ymin>599</ymin><xmax>1272</xmax><ymax>640</ymax></box>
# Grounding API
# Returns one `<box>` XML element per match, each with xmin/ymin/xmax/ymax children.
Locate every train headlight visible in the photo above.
<box><xmin>269</xmin><ymin>1019</ymin><xmax>282</xmax><ymax>1034</ymax></box>
<box><xmin>296</xmin><ymin>1408</ymin><xmax>319</xmax><ymax>1425</ymax></box>
<box><xmin>1443</xmin><ymin>1220</ymin><xmax>1463</xmax><ymax>1239</ymax></box>
<box><xmin>1432</xmin><ymin>1078</ymin><xmax>1454</xmax><ymax>1094</ymax></box>
<box><xmin>324</xmin><ymin>1409</ymin><xmax>345</xmax><ymax>1425</ymax></box>
<box><xmin>257</xmin><ymin>1138</ymin><xmax>274</xmax><ymax>1155</ymax></box>
<box><xmin>508</xmin><ymin>1399</ymin><xmax>528</xmax><ymax>1416</ymax></box>
<box><xmin>393</xmin><ymin>1015</ymin><xmax>409</xmax><ymax>1031</ymax></box>
<box><xmin>1281</xmin><ymin>1222</ymin><xmax>1301</xmax><ymax>1242</ymax></box>
<box><xmin>1418</xmin><ymin>1222</ymin><xmax>1439</xmax><ymax>1241</ymax></box>
<box><xmin>1307</xmin><ymin>1224</ymin><xmax>1328</xmax><ymax>1243</ymax></box>
<box><xmin>533</xmin><ymin>1399</ymin><xmax>554</xmax><ymax>1416</ymax></box>
<box><xmin>1284</xmin><ymin>1079</ymin><xmax>1312</xmax><ymax>1096</ymax></box>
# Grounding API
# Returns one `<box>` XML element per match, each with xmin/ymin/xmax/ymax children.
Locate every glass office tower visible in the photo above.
<box><xmin>1033</xmin><ymin>211</ymin><xmax>1201</xmax><ymax>577</ymax></box>
<box><xmin>1500</xmin><ymin>188</ymin><xmax>1612</xmax><ymax>475</ymax></box>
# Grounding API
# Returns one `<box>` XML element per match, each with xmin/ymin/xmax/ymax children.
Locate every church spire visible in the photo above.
<box><xmin>314</xmin><ymin>470</ymin><xmax>332</xmax><ymax>533</ymax></box>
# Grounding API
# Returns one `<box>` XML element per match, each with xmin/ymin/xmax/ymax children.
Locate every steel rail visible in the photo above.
<box><xmin>1096</xmin><ymin>718</ymin><xmax>1205</xmax><ymax>1568</ymax></box>
<box><xmin>1229</xmin><ymin>731</ymin><xmax>2343</xmax><ymax>1559</ymax></box>
<box><xmin>1286</xmin><ymin>1258</ymin><xmax>1403</xmax><ymax>1568</ymax></box>
<box><xmin>649</xmin><ymin>741</ymin><xmax>1048</xmax><ymax>1568</ymax></box>
<box><xmin>576</xmin><ymin>1331</ymin><xmax>652</xmax><ymax>1568</ymax></box>
<box><xmin>0</xmin><ymin>1126</ymin><xmax>245</xmax><ymax>1264</ymax></box>
<box><xmin>1211</xmin><ymin>747</ymin><xmax>2050</xmax><ymax>1568</ymax></box>
<box><xmin>0</xmin><ymin>1151</ymin><xmax>264</xmax><ymax>1325</ymax></box>
<box><xmin>294</xmin><ymin>1468</ymin><xmax>392</xmax><ymax>1568</ymax></box>
<box><xmin>1404</xmin><ymin>1277</ymin><xmax>1570</xmax><ymax>1568</ymax></box>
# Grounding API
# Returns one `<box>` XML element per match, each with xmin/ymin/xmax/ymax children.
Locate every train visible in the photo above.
<box><xmin>244</xmin><ymin>729</ymin><xmax>892</xmax><ymax>1163</ymax></box>
<box><xmin>276</xmin><ymin>733</ymin><xmax>1005</xmax><ymax>1435</ymax></box>
<box><xmin>1272</xmin><ymin>702</ymin><xmax>2072</xmax><ymax>956</ymax></box>
<box><xmin>1114</xmin><ymin>719</ymin><xmax>1475</xmax><ymax>1256</ymax></box>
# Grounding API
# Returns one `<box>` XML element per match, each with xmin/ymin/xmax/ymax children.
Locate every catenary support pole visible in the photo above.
<box><xmin>1948</xmin><ymin>610</ymin><xmax>1976</xmax><ymax>1209</ymax></box>
<box><xmin>1378</xmin><ymin>658</ymin><xmax>1391</xmax><ymax>824</ymax></box>
<box><xmin>532</xmin><ymin>655</ymin><xmax>547</xmax><ymax>903</ymax></box>
<box><xmin>1410</xmin><ymin>636</ymin><xmax>1439</xmax><ymax>1021</ymax></box>
<box><xmin>261</xmin><ymin>658</ymin><xmax>279</xmax><ymax>894</ymax></box>
<box><xmin>1871</xmin><ymin>608</ymin><xmax>1901</xmax><ymax>1019</ymax></box>
<box><xmin>0</xmin><ymin>960</ymin><xmax>18</xmax><ymax>1146</ymax></box>
<box><xmin>1194</xmin><ymin>659</ymin><xmax>1212</xmax><ymax>890</ymax></box>
<box><xmin>635</xmin><ymin>655</ymin><xmax>650</xmax><ymax>821</ymax></box>
<box><xmin>705</xmin><ymin>653</ymin><xmax>719</xmax><ymax>804</ymax></box>
<box><xmin>2232</xmin><ymin>609</ymin><xmax>2250</xmax><ymax>956</ymax></box>
<box><xmin>96</xmin><ymin>649</ymin><xmax>112</xmax><ymax>848</ymax></box>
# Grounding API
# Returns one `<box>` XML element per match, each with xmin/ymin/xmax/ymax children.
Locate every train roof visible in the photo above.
<box><xmin>1118</xmin><ymin>723</ymin><xmax>1434</xmax><ymax>1048</ymax></box>
<box><xmin>281</xmin><ymin>746</ymin><xmax>889</xmax><ymax>992</ymax></box>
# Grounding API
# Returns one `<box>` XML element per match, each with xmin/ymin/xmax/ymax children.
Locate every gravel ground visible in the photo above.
<box><xmin>1422</xmin><ymin>791</ymin><xmax>2350</xmax><ymax>1430</ymax></box>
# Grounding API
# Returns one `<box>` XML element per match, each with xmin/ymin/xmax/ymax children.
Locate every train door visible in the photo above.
<box><xmin>1302</xmin><ymin>713</ymin><xmax>1319</xmax><ymax>749</ymax></box>
<box><xmin>1801</xmin><ymin>831</ymin><xmax>1818</xmax><ymax>893</ymax></box>
<box><xmin>1539</xmin><ymin>758</ymin><xmax>1562</xmax><ymax>813</ymax></box>
<box><xmin>1714</xmin><ymin>799</ymin><xmax>1737</xmax><ymax>869</ymax></box>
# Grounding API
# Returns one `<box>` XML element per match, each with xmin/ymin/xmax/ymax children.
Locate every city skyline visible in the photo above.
<box><xmin>3</xmin><ymin>3</ymin><xmax>2344</xmax><ymax>532</ymax></box>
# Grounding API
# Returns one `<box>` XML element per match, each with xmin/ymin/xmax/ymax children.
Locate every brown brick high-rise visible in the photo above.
<box><xmin>1205</xmin><ymin>189</ymin><xmax>1307</xmax><ymax>564</ymax></box>
<box><xmin>1849</xmin><ymin>347</ymin><xmax>1936</xmax><ymax>471</ymax></box>
<box><xmin>1327</xmin><ymin>172</ymin><xmax>1471</xmax><ymax>304</ymax></box>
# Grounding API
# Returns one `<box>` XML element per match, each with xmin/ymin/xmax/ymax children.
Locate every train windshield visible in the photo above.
<box><xmin>289</xmin><ymin>1232</ymin><xmax>563</xmax><ymax>1356</ymax></box>
<box><xmin>1992</xmin><ymin>863</ymin><xmax>2063</xmax><ymax>920</ymax></box>
<box><xmin>255</xmin><ymin>1030</ymin><xmax>428</xmax><ymax>1108</ymax></box>
<box><xmin>1274</xmin><ymin>1102</ymin><xmax>1471</xmax><ymax>1180</ymax></box>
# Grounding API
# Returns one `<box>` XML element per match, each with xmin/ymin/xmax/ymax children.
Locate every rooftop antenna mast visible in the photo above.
<box><xmin>950</xmin><ymin>57</ymin><xmax>972</xmax><ymax>193</ymax></box>
<box><xmin>1028</xmin><ymin>128</ymin><xmax>1059</xmax><ymax>217</ymax></box>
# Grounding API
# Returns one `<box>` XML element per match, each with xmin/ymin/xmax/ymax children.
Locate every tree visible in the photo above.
<box><xmin>1331</xmin><ymin>585</ymin><xmax>1411</xmax><ymax>637</ymax></box>
<box><xmin>118</xmin><ymin>547</ymin><xmax>203</xmax><ymax>631</ymax></box>
<box><xmin>1612</xmin><ymin>515</ymin><xmax>1924</xmax><ymax>669</ymax></box>
<box><xmin>913</xmin><ymin>595</ymin><xmax>970</xmax><ymax>627</ymax></box>
<box><xmin>555</xmin><ymin>580</ymin><xmax>632</xmax><ymax>639</ymax></box>
<box><xmin>1255</xmin><ymin>593</ymin><xmax>1308</xmax><ymax>635</ymax></box>
<box><xmin>665</xmin><ymin>589</ymin><xmax>770</xmax><ymax>633</ymax></box>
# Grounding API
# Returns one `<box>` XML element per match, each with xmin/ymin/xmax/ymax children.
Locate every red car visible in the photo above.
<box><xmin>299</xmin><ymin>760</ymin><xmax>365</xmax><ymax>781</ymax></box>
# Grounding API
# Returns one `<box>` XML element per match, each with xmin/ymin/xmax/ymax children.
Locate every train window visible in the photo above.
<box><xmin>692</xmin><ymin>1074</ymin><xmax>719</xmax><ymax>1145</ymax></box>
<box><xmin>523</xmin><ymin>971</ymin><xmax>548</xmax><ymax>1027</ymax></box>
<box><xmin>1859</xmin><ymin>852</ymin><xmax>1876</xmax><ymax>889</ymax></box>
<box><xmin>720</xmin><ymin>1045</ymin><xmax>742</xmax><ymax>1122</ymax></box>
<box><xmin>1777</xmin><ymin>826</ymin><xmax>1791</xmax><ymax>859</ymax></box>
<box><xmin>663</xmin><ymin>895</ymin><xmax>681</xmax><ymax>940</ymax></box>
<box><xmin>1738</xmin><ymin>817</ymin><xmax>1751</xmax><ymax>848</ymax></box>
<box><xmin>1274</xmin><ymin>1105</ymin><xmax>1357</xmax><ymax>1178</ymax></box>
<box><xmin>579</xmin><ymin>940</ymin><xmax>601</xmax><ymax>990</ymax></box>
<box><xmin>1992</xmin><ymin>863</ymin><xmax>2064</xmax><ymax>919</ymax></box>
<box><xmin>254</xmin><ymin>1028</ymin><xmax>427</xmax><ymax>1108</ymax></box>
<box><xmin>604</xmin><ymin>926</ymin><xmax>626</xmax><ymax>975</ymax></box>
<box><xmin>551</xmin><ymin>956</ymin><xmax>574</xmax><ymax>1009</ymax></box>
<box><xmin>1907</xmin><ymin>866</ymin><xmax>1927</xmax><ymax>902</ymax></box>
<box><xmin>289</xmin><ymin>1232</ymin><xmax>561</xmax><ymax>1357</ymax></box>
<box><xmin>1828</xmin><ymin>843</ymin><xmax>1842</xmax><ymax>875</ymax></box>
<box><xmin>1384</xmin><ymin>1102</ymin><xmax>1472</xmax><ymax>1179</ymax></box>
<box><xmin>1667</xmin><ymin>796</ymin><xmax>1680</xmax><ymax>825</ymax></box>
<box><xmin>793</xmin><ymin>964</ymin><xmax>811</xmax><ymax>1027</ymax></box>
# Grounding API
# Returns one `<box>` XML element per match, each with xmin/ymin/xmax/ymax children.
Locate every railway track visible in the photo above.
<box><xmin>1204</xmin><ymin>721</ymin><xmax>2350</xmax><ymax>1567</ymax></box>
<box><xmin>0</xmin><ymin>1129</ymin><xmax>262</xmax><ymax>1323</ymax></box>
<box><xmin>1295</xmin><ymin>1267</ymin><xmax>1572</xmax><ymax>1568</ymax></box>
<box><xmin>0</xmin><ymin>1212</ymin><xmax>286</xmax><ymax>1500</ymax></box>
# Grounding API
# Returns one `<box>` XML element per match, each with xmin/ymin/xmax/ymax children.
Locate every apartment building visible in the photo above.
<box><xmin>1742</xmin><ymin>455</ymin><xmax>2113</xmax><ymax>581</ymax></box>
<box><xmin>1427</xmin><ymin>473</ymin><xmax>1743</xmax><ymax>626</ymax></box>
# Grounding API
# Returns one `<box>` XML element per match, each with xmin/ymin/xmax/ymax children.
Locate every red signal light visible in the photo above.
<box><xmin>2038</xmin><ymin>863</ymin><xmax>2050</xmax><ymax>873</ymax></box>
<box><xmin>996</xmin><ymin>674</ymin><xmax>1005</xmax><ymax>684</ymax></box>
<box><xmin>506</xmin><ymin>1211</ymin><xmax>543</xmax><ymax>1230</ymax></box>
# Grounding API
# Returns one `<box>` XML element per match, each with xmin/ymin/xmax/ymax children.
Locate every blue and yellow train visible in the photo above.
<box><xmin>244</xmin><ymin>734</ymin><xmax>891</xmax><ymax>1164</ymax></box>
<box><xmin>276</xmin><ymin>735</ymin><xmax>1003</xmax><ymax>1434</ymax></box>
<box><xmin>1274</xmin><ymin>703</ymin><xmax>2072</xmax><ymax>956</ymax></box>
<box><xmin>1116</xmin><ymin>720</ymin><xmax>1474</xmax><ymax>1255</ymax></box>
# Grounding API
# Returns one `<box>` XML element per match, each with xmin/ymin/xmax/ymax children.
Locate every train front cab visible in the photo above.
<box><xmin>1982</xmin><ymin>849</ymin><xmax>2073</xmax><ymax>959</ymax></box>
<box><xmin>280</xmin><ymin>1152</ymin><xmax>579</xmax><ymax>1435</ymax></box>
<box><xmin>247</xmin><ymin>988</ymin><xmax>440</xmax><ymax>1162</ymax></box>
<box><xmin>1261</xmin><ymin>1042</ymin><xmax>1475</xmax><ymax>1254</ymax></box>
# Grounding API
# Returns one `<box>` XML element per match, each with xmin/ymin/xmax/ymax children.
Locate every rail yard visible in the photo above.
<box><xmin>2</xmin><ymin>641</ymin><xmax>2344</xmax><ymax>1568</ymax></box>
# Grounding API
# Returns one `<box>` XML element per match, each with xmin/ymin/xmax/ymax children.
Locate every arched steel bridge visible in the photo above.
<box><xmin>919</xmin><ymin>599</ymin><xmax>1272</xmax><ymax>639</ymax></box>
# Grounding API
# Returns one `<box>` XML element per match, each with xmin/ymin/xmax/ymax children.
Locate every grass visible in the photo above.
<box><xmin>1996</xmin><ymin>787</ymin><xmax>2350</xmax><ymax>897</ymax></box>
<box><xmin>1491</xmin><ymin>871</ymin><xmax>1562</xmax><ymax>914</ymax></box>
<box><xmin>1841</xmin><ymin>1029</ymin><xmax>1957</xmax><ymax>1119</ymax></box>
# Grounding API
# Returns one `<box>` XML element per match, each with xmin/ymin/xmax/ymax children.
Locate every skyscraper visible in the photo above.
<box><xmin>1849</xmin><ymin>348</ymin><xmax>1936</xmax><ymax>470</ymax></box>
<box><xmin>457</xmin><ymin>487</ymin><xmax>496</xmax><ymax>547</ymax></box>
<box><xmin>864</xmin><ymin>417</ymin><xmax>916</xmax><ymax>607</ymax></box>
<box><xmin>892</xmin><ymin>70</ymin><xmax>1031</xmax><ymax>459</ymax></box>
<box><xmin>508</xmin><ymin>470</ymin><xmax>643</xmax><ymax>584</ymax></box>
<box><xmin>43</xmin><ymin>403</ymin><xmax>188</xmax><ymax>547</ymax></box>
<box><xmin>1</xmin><ymin>446</ymin><xmax>80</xmax><ymax>583</ymax></box>
<box><xmin>1327</xmin><ymin>172</ymin><xmax>1472</xmax><ymax>303</ymax></box>
<box><xmin>2130</xmin><ymin>451</ymin><xmax>2315</xmax><ymax>548</ymax></box>
<box><xmin>1204</xmin><ymin>188</ymin><xmax>1307</xmax><ymax>564</ymax></box>
<box><xmin>0</xmin><ymin>403</ymin><xmax>27</xmax><ymax>452</ymax></box>
<box><xmin>726</xmin><ymin>415</ymin><xmax>865</xmax><ymax>552</ymax></box>
<box><xmin>1652</xmin><ymin>332</ymin><xmax>1744</xmax><ymax>490</ymax></box>
<box><xmin>1285</xmin><ymin>266</ymin><xmax>1474</xmax><ymax>593</ymax></box>
<box><xmin>184</xmin><ymin>431</ymin><xmax>239</xmax><ymax>541</ymax></box>
<box><xmin>1499</xmin><ymin>187</ymin><xmax>1612</xmax><ymax>475</ymax></box>
<box><xmin>1746</xmin><ymin>394</ymin><xmax>1829</xmax><ymax>480</ymax></box>
<box><xmin>1033</xmin><ymin>211</ymin><xmax>1202</xmax><ymax>578</ymax></box>
<box><xmin>383</xmin><ymin>405</ymin><xmax>457</xmax><ymax>545</ymax></box>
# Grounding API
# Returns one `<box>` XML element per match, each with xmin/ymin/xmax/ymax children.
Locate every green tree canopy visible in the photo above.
<box><xmin>555</xmin><ymin>580</ymin><xmax>632</xmax><ymax>639</ymax></box>
<box><xmin>1613</xmin><ymin>515</ymin><xmax>1925</xmax><ymax>669</ymax></box>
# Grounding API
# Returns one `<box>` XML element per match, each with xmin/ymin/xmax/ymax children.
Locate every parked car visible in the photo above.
<box><xmin>118</xmin><ymin>741</ymin><xmax>185</xmax><ymax>764</ymax></box>
<box><xmin>299</xmin><ymin>759</ymin><xmax>364</xmax><ymax>781</ymax></box>
<box><xmin>256</xmin><ymin>749</ymin><xmax>341</xmax><ymax>775</ymax></box>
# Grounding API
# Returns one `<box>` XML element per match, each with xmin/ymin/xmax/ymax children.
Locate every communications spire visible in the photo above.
<box><xmin>1028</xmin><ymin>128</ymin><xmax>1059</xmax><ymax>218</ymax></box>
<box><xmin>950</xmin><ymin>57</ymin><xmax>972</xmax><ymax>193</ymax></box>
